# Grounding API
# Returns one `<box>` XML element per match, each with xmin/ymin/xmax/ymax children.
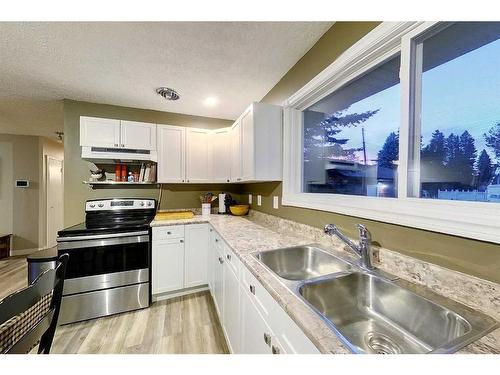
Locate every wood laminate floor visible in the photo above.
<box><xmin>0</xmin><ymin>257</ymin><xmax>229</xmax><ymax>354</ymax></box>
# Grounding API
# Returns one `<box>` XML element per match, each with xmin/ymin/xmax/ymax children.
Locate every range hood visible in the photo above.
<box><xmin>81</xmin><ymin>146</ymin><xmax>157</xmax><ymax>163</ymax></box>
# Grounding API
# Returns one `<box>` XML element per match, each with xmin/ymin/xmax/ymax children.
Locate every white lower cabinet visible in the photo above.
<box><xmin>184</xmin><ymin>224</ymin><xmax>209</xmax><ymax>287</ymax></box>
<box><xmin>152</xmin><ymin>223</ymin><xmax>319</xmax><ymax>354</ymax></box>
<box><xmin>152</xmin><ymin>224</ymin><xmax>208</xmax><ymax>296</ymax></box>
<box><xmin>240</xmin><ymin>284</ymin><xmax>275</xmax><ymax>354</ymax></box>
<box><xmin>151</xmin><ymin>237</ymin><xmax>185</xmax><ymax>294</ymax></box>
<box><xmin>212</xmin><ymin>240</ymin><xmax>225</xmax><ymax>318</ymax></box>
<box><xmin>222</xmin><ymin>257</ymin><xmax>241</xmax><ymax>353</ymax></box>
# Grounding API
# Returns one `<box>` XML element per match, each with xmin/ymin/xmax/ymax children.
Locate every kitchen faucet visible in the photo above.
<box><xmin>324</xmin><ymin>223</ymin><xmax>374</xmax><ymax>271</ymax></box>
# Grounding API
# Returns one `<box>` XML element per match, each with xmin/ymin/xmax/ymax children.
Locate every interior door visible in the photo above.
<box><xmin>79</xmin><ymin>116</ymin><xmax>121</xmax><ymax>147</ymax></box>
<box><xmin>157</xmin><ymin>125</ymin><xmax>185</xmax><ymax>183</ymax></box>
<box><xmin>120</xmin><ymin>120</ymin><xmax>157</xmax><ymax>150</ymax></box>
<box><xmin>185</xmin><ymin>128</ymin><xmax>211</xmax><ymax>183</ymax></box>
<box><xmin>46</xmin><ymin>157</ymin><xmax>64</xmax><ymax>248</ymax></box>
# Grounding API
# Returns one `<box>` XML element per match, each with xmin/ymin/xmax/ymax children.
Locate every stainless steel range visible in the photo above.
<box><xmin>56</xmin><ymin>198</ymin><xmax>156</xmax><ymax>324</ymax></box>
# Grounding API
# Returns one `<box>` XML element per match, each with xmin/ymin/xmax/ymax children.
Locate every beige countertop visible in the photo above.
<box><xmin>150</xmin><ymin>214</ymin><xmax>500</xmax><ymax>354</ymax></box>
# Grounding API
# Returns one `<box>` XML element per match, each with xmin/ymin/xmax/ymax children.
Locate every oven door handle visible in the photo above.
<box><xmin>57</xmin><ymin>234</ymin><xmax>150</xmax><ymax>250</ymax></box>
<box><xmin>57</xmin><ymin>230</ymin><xmax>149</xmax><ymax>242</ymax></box>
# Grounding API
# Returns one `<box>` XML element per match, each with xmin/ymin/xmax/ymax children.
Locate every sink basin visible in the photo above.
<box><xmin>255</xmin><ymin>245</ymin><xmax>352</xmax><ymax>281</ymax></box>
<box><xmin>299</xmin><ymin>272</ymin><xmax>498</xmax><ymax>354</ymax></box>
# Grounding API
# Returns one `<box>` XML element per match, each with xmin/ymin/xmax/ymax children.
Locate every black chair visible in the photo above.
<box><xmin>0</xmin><ymin>254</ymin><xmax>68</xmax><ymax>354</ymax></box>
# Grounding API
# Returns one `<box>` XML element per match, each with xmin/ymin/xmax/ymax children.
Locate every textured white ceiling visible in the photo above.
<box><xmin>0</xmin><ymin>22</ymin><xmax>332</xmax><ymax>120</ymax></box>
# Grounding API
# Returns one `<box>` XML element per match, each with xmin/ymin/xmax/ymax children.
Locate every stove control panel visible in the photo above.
<box><xmin>86</xmin><ymin>199</ymin><xmax>156</xmax><ymax>211</ymax></box>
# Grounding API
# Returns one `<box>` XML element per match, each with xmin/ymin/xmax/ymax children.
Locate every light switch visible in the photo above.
<box><xmin>257</xmin><ymin>195</ymin><xmax>262</xmax><ymax>206</ymax></box>
<box><xmin>273</xmin><ymin>196</ymin><xmax>279</xmax><ymax>209</ymax></box>
<box><xmin>248</xmin><ymin>194</ymin><xmax>252</xmax><ymax>204</ymax></box>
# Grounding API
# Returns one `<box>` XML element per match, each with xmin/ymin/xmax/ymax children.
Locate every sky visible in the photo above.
<box><xmin>319</xmin><ymin>32</ymin><xmax>500</xmax><ymax>165</ymax></box>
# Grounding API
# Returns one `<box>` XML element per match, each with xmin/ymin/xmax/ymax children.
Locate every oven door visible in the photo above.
<box><xmin>57</xmin><ymin>231</ymin><xmax>150</xmax><ymax>280</ymax></box>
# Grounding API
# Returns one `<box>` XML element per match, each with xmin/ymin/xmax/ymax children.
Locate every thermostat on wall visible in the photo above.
<box><xmin>15</xmin><ymin>180</ymin><xmax>30</xmax><ymax>188</ymax></box>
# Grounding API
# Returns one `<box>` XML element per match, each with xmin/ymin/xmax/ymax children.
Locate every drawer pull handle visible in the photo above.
<box><xmin>249</xmin><ymin>285</ymin><xmax>255</xmax><ymax>295</ymax></box>
<box><xmin>263</xmin><ymin>333</ymin><xmax>271</xmax><ymax>346</ymax></box>
<box><xmin>272</xmin><ymin>345</ymin><xmax>280</xmax><ymax>354</ymax></box>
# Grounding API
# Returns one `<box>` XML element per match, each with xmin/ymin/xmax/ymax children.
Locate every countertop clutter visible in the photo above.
<box><xmin>151</xmin><ymin>213</ymin><xmax>500</xmax><ymax>354</ymax></box>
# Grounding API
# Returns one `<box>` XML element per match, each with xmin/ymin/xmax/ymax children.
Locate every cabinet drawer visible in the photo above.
<box><xmin>223</xmin><ymin>242</ymin><xmax>240</xmax><ymax>277</ymax></box>
<box><xmin>241</xmin><ymin>265</ymin><xmax>276</xmax><ymax>318</ymax></box>
<box><xmin>153</xmin><ymin>225</ymin><xmax>185</xmax><ymax>240</ymax></box>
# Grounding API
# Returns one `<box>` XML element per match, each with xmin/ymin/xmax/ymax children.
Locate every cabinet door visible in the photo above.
<box><xmin>120</xmin><ymin>120</ymin><xmax>157</xmax><ymax>150</ymax></box>
<box><xmin>240</xmin><ymin>286</ymin><xmax>273</xmax><ymax>354</ymax></box>
<box><xmin>151</xmin><ymin>237</ymin><xmax>185</xmax><ymax>294</ymax></box>
<box><xmin>213</xmin><ymin>246</ymin><xmax>225</xmax><ymax>318</ymax></box>
<box><xmin>207</xmin><ymin>228</ymin><xmax>216</xmax><ymax>292</ymax></box>
<box><xmin>184</xmin><ymin>224</ymin><xmax>209</xmax><ymax>288</ymax></box>
<box><xmin>223</xmin><ymin>262</ymin><xmax>241</xmax><ymax>353</ymax></box>
<box><xmin>185</xmin><ymin>128</ymin><xmax>211</xmax><ymax>183</ymax></box>
<box><xmin>80</xmin><ymin>116</ymin><xmax>121</xmax><ymax>147</ymax></box>
<box><xmin>230</xmin><ymin>121</ymin><xmax>242</xmax><ymax>182</ymax></box>
<box><xmin>157</xmin><ymin>125</ymin><xmax>185</xmax><ymax>183</ymax></box>
<box><xmin>240</xmin><ymin>109</ymin><xmax>254</xmax><ymax>181</ymax></box>
<box><xmin>211</xmin><ymin>129</ymin><xmax>231</xmax><ymax>183</ymax></box>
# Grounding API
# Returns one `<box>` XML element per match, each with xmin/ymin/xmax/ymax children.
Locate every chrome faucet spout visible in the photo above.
<box><xmin>324</xmin><ymin>223</ymin><xmax>374</xmax><ymax>271</ymax></box>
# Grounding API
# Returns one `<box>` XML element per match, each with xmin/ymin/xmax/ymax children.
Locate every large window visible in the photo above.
<box><xmin>410</xmin><ymin>22</ymin><xmax>500</xmax><ymax>203</ymax></box>
<box><xmin>283</xmin><ymin>22</ymin><xmax>500</xmax><ymax>243</ymax></box>
<box><xmin>303</xmin><ymin>56</ymin><xmax>400</xmax><ymax>198</ymax></box>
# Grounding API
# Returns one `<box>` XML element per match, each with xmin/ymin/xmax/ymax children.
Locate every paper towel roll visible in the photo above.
<box><xmin>218</xmin><ymin>193</ymin><xmax>226</xmax><ymax>213</ymax></box>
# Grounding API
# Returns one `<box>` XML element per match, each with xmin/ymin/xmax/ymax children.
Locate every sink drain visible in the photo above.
<box><xmin>364</xmin><ymin>332</ymin><xmax>402</xmax><ymax>354</ymax></box>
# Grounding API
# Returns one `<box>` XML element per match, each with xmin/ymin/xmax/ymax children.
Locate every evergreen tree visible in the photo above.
<box><xmin>377</xmin><ymin>132</ymin><xmax>399</xmax><ymax>168</ymax></box>
<box><xmin>304</xmin><ymin>107</ymin><xmax>378</xmax><ymax>162</ymax></box>
<box><xmin>421</xmin><ymin>129</ymin><xmax>446</xmax><ymax>165</ymax></box>
<box><xmin>476</xmin><ymin>149</ymin><xmax>494</xmax><ymax>188</ymax></box>
<box><xmin>445</xmin><ymin>133</ymin><xmax>460</xmax><ymax>167</ymax></box>
<box><xmin>458</xmin><ymin>130</ymin><xmax>477</xmax><ymax>180</ymax></box>
<box><xmin>484</xmin><ymin>122</ymin><xmax>500</xmax><ymax>161</ymax></box>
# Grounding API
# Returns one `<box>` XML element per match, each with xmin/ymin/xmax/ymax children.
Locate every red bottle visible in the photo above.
<box><xmin>121</xmin><ymin>165</ymin><xmax>127</xmax><ymax>182</ymax></box>
<box><xmin>115</xmin><ymin>164</ymin><xmax>121</xmax><ymax>182</ymax></box>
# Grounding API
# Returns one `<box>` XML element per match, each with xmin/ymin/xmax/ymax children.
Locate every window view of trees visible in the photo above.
<box><xmin>420</xmin><ymin>125</ymin><xmax>500</xmax><ymax>200</ymax></box>
<box><xmin>302</xmin><ymin>56</ymin><xmax>401</xmax><ymax>198</ymax></box>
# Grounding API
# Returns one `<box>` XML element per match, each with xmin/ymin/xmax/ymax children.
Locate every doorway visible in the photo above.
<box><xmin>46</xmin><ymin>156</ymin><xmax>63</xmax><ymax>248</ymax></box>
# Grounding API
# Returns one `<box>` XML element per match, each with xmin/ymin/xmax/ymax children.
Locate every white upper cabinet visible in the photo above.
<box><xmin>157</xmin><ymin>125</ymin><xmax>186</xmax><ymax>183</ymax></box>
<box><xmin>240</xmin><ymin>109</ymin><xmax>254</xmax><ymax>181</ymax></box>
<box><xmin>211</xmin><ymin>128</ymin><xmax>231</xmax><ymax>183</ymax></box>
<box><xmin>120</xmin><ymin>120</ymin><xmax>157</xmax><ymax>150</ymax></box>
<box><xmin>229</xmin><ymin>102</ymin><xmax>282</xmax><ymax>183</ymax></box>
<box><xmin>80</xmin><ymin>116</ymin><xmax>157</xmax><ymax>150</ymax></box>
<box><xmin>185</xmin><ymin>128</ymin><xmax>211</xmax><ymax>183</ymax></box>
<box><xmin>80</xmin><ymin>117</ymin><xmax>121</xmax><ymax>148</ymax></box>
<box><xmin>230</xmin><ymin>120</ymin><xmax>242</xmax><ymax>182</ymax></box>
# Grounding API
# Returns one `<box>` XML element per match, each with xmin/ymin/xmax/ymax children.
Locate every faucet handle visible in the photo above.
<box><xmin>324</xmin><ymin>224</ymin><xmax>337</xmax><ymax>235</ymax></box>
<box><xmin>356</xmin><ymin>224</ymin><xmax>371</xmax><ymax>243</ymax></box>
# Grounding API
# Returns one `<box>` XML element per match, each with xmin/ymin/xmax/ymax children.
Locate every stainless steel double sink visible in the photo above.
<box><xmin>254</xmin><ymin>245</ymin><xmax>498</xmax><ymax>354</ymax></box>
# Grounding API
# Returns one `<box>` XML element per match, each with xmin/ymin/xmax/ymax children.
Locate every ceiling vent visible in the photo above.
<box><xmin>156</xmin><ymin>87</ymin><xmax>180</xmax><ymax>101</ymax></box>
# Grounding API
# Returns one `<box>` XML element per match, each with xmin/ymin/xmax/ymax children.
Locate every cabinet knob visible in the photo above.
<box><xmin>249</xmin><ymin>285</ymin><xmax>256</xmax><ymax>295</ymax></box>
<box><xmin>180</xmin><ymin>239</ymin><xmax>184</xmax><ymax>243</ymax></box>
<box><xmin>226</xmin><ymin>254</ymin><xmax>231</xmax><ymax>261</ymax></box>
<box><xmin>121</xmin><ymin>144</ymin><xmax>125</xmax><ymax>147</ymax></box>
<box><xmin>215</xmin><ymin>239</ymin><xmax>218</xmax><ymax>242</ymax></box>
<box><xmin>272</xmin><ymin>345</ymin><xmax>280</xmax><ymax>354</ymax></box>
<box><xmin>218</xmin><ymin>257</ymin><xmax>224</xmax><ymax>264</ymax></box>
<box><xmin>263</xmin><ymin>333</ymin><xmax>272</xmax><ymax>347</ymax></box>
<box><xmin>167</xmin><ymin>231</ymin><xmax>171</xmax><ymax>235</ymax></box>
<box><xmin>114</xmin><ymin>144</ymin><xmax>118</xmax><ymax>147</ymax></box>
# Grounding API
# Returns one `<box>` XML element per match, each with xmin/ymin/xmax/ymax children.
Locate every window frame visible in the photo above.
<box><xmin>282</xmin><ymin>21</ymin><xmax>500</xmax><ymax>243</ymax></box>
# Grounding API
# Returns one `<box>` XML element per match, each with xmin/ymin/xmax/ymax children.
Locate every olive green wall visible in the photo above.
<box><xmin>63</xmin><ymin>100</ymin><xmax>239</xmax><ymax>226</ymax></box>
<box><xmin>244</xmin><ymin>21</ymin><xmax>500</xmax><ymax>284</ymax></box>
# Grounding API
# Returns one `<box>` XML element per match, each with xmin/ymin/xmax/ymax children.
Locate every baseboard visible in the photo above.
<box><xmin>10</xmin><ymin>247</ymin><xmax>44</xmax><ymax>257</ymax></box>
<box><xmin>152</xmin><ymin>285</ymin><xmax>209</xmax><ymax>302</ymax></box>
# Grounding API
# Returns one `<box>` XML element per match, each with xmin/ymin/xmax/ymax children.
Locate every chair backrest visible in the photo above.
<box><xmin>0</xmin><ymin>253</ymin><xmax>68</xmax><ymax>354</ymax></box>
